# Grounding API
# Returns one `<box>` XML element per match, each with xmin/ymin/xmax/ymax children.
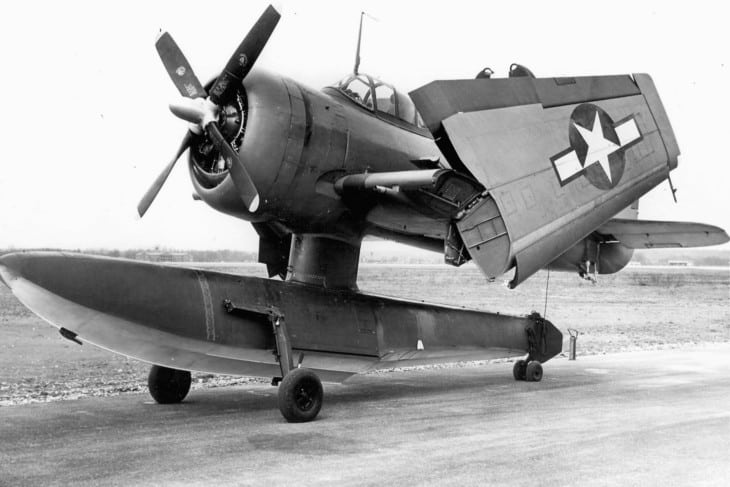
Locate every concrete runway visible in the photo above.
<box><xmin>2</xmin><ymin>345</ymin><xmax>730</xmax><ymax>486</ymax></box>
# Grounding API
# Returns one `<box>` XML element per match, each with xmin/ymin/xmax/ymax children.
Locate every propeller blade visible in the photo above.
<box><xmin>208</xmin><ymin>4</ymin><xmax>280</xmax><ymax>105</ymax></box>
<box><xmin>137</xmin><ymin>132</ymin><xmax>192</xmax><ymax>218</ymax></box>
<box><xmin>156</xmin><ymin>32</ymin><xmax>207</xmax><ymax>99</ymax></box>
<box><xmin>205</xmin><ymin>123</ymin><xmax>260</xmax><ymax>212</ymax></box>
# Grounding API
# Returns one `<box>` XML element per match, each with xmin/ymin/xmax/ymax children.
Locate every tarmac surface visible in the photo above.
<box><xmin>2</xmin><ymin>345</ymin><xmax>730</xmax><ymax>486</ymax></box>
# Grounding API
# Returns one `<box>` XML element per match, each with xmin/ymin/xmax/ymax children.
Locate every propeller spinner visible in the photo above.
<box><xmin>137</xmin><ymin>5</ymin><xmax>280</xmax><ymax>217</ymax></box>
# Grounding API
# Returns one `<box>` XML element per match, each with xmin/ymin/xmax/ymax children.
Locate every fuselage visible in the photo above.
<box><xmin>188</xmin><ymin>69</ymin><xmax>638</xmax><ymax>277</ymax></box>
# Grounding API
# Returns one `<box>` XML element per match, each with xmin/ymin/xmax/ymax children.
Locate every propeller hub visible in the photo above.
<box><xmin>168</xmin><ymin>97</ymin><xmax>219</xmax><ymax>128</ymax></box>
<box><xmin>190</xmin><ymin>90</ymin><xmax>247</xmax><ymax>176</ymax></box>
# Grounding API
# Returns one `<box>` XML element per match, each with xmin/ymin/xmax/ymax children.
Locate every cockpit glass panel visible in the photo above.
<box><xmin>396</xmin><ymin>91</ymin><xmax>417</xmax><ymax>125</ymax></box>
<box><xmin>334</xmin><ymin>74</ymin><xmax>427</xmax><ymax>129</ymax></box>
<box><xmin>415</xmin><ymin>111</ymin><xmax>426</xmax><ymax>129</ymax></box>
<box><xmin>339</xmin><ymin>75</ymin><xmax>373</xmax><ymax>109</ymax></box>
<box><xmin>374</xmin><ymin>83</ymin><xmax>396</xmax><ymax>116</ymax></box>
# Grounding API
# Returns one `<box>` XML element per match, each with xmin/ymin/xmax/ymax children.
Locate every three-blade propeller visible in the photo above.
<box><xmin>137</xmin><ymin>5</ymin><xmax>280</xmax><ymax>217</ymax></box>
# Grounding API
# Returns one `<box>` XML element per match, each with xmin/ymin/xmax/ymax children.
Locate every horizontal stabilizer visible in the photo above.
<box><xmin>598</xmin><ymin>219</ymin><xmax>730</xmax><ymax>249</ymax></box>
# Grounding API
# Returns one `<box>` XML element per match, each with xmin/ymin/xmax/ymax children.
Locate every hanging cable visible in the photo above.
<box><xmin>543</xmin><ymin>267</ymin><xmax>551</xmax><ymax>319</ymax></box>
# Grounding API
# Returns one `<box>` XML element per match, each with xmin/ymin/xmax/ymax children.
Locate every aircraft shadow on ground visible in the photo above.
<box><xmin>178</xmin><ymin>364</ymin><xmax>610</xmax><ymax>415</ymax></box>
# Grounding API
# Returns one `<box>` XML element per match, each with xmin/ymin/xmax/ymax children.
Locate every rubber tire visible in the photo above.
<box><xmin>148</xmin><ymin>365</ymin><xmax>192</xmax><ymax>404</ymax></box>
<box><xmin>513</xmin><ymin>360</ymin><xmax>528</xmax><ymax>381</ymax></box>
<box><xmin>525</xmin><ymin>361</ymin><xmax>543</xmax><ymax>382</ymax></box>
<box><xmin>278</xmin><ymin>368</ymin><xmax>323</xmax><ymax>423</ymax></box>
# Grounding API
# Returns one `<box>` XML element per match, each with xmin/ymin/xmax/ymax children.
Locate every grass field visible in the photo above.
<box><xmin>1</xmin><ymin>263</ymin><xmax>728</xmax><ymax>405</ymax></box>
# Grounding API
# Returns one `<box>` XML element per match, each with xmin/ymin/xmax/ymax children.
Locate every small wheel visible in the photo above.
<box><xmin>148</xmin><ymin>365</ymin><xmax>191</xmax><ymax>404</ymax></box>
<box><xmin>525</xmin><ymin>361</ymin><xmax>543</xmax><ymax>382</ymax></box>
<box><xmin>513</xmin><ymin>359</ymin><xmax>528</xmax><ymax>381</ymax></box>
<box><xmin>278</xmin><ymin>368</ymin><xmax>323</xmax><ymax>423</ymax></box>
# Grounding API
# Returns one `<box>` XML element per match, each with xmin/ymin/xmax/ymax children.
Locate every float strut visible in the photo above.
<box><xmin>271</xmin><ymin>314</ymin><xmax>294</xmax><ymax>378</ymax></box>
<box><xmin>222</xmin><ymin>300</ymin><xmax>296</xmax><ymax>385</ymax></box>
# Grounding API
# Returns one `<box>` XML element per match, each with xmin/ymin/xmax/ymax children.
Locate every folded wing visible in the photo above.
<box><xmin>411</xmin><ymin>73</ymin><xmax>682</xmax><ymax>287</ymax></box>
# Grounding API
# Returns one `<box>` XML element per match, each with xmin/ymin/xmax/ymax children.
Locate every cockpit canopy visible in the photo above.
<box><xmin>335</xmin><ymin>74</ymin><xmax>426</xmax><ymax>129</ymax></box>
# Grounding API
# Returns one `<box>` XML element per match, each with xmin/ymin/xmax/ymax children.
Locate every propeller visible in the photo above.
<box><xmin>208</xmin><ymin>4</ymin><xmax>280</xmax><ymax>106</ymax></box>
<box><xmin>137</xmin><ymin>132</ymin><xmax>193</xmax><ymax>218</ymax></box>
<box><xmin>155</xmin><ymin>32</ymin><xmax>207</xmax><ymax>99</ymax></box>
<box><xmin>137</xmin><ymin>5</ymin><xmax>280</xmax><ymax>217</ymax></box>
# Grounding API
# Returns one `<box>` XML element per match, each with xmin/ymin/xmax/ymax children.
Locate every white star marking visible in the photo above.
<box><xmin>573</xmin><ymin>112</ymin><xmax>620</xmax><ymax>183</ymax></box>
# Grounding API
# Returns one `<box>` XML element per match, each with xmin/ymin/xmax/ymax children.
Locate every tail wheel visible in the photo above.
<box><xmin>148</xmin><ymin>365</ymin><xmax>192</xmax><ymax>404</ymax></box>
<box><xmin>277</xmin><ymin>368</ymin><xmax>323</xmax><ymax>423</ymax></box>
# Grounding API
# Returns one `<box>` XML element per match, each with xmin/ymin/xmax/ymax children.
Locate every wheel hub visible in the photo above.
<box><xmin>295</xmin><ymin>383</ymin><xmax>316</xmax><ymax>411</ymax></box>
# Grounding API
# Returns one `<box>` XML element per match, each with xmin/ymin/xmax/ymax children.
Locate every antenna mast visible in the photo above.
<box><xmin>354</xmin><ymin>11</ymin><xmax>364</xmax><ymax>75</ymax></box>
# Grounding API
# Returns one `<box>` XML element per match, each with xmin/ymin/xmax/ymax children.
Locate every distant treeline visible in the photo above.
<box><xmin>360</xmin><ymin>253</ymin><xmax>442</xmax><ymax>264</ymax></box>
<box><xmin>1</xmin><ymin>247</ymin><xmax>728</xmax><ymax>266</ymax></box>
<box><xmin>0</xmin><ymin>248</ymin><xmax>258</xmax><ymax>262</ymax></box>
<box><xmin>632</xmin><ymin>249</ymin><xmax>729</xmax><ymax>267</ymax></box>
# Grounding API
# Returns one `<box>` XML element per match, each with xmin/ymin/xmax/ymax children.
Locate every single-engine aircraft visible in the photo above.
<box><xmin>1</xmin><ymin>5</ymin><xmax>727</xmax><ymax>422</ymax></box>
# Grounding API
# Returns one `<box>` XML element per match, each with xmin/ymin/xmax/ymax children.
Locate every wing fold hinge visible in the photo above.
<box><xmin>452</xmin><ymin>193</ymin><xmax>512</xmax><ymax>277</ymax></box>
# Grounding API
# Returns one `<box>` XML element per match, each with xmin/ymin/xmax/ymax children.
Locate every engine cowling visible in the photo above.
<box><xmin>189</xmin><ymin>70</ymin><xmax>296</xmax><ymax>222</ymax></box>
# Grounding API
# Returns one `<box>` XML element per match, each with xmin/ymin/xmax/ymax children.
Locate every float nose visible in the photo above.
<box><xmin>0</xmin><ymin>252</ymin><xmax>39</xmax><ymax>290</ymax></box>
<box><xmin>0</xmin><ymin>253</ymin><xmax>15</xmax><ymax>288</ymax></box>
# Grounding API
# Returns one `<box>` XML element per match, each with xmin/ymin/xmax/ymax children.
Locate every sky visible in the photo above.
<box><xmin>0</xmin><ymin>0</ymin><xmax>728</xmax><ymax>251</ymax></box>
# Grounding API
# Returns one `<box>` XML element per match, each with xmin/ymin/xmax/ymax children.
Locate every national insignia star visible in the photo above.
<box><xmin>573</xmin><ymin>112</ymin><xmax>620</xmax><ymax>183</ymax></box>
